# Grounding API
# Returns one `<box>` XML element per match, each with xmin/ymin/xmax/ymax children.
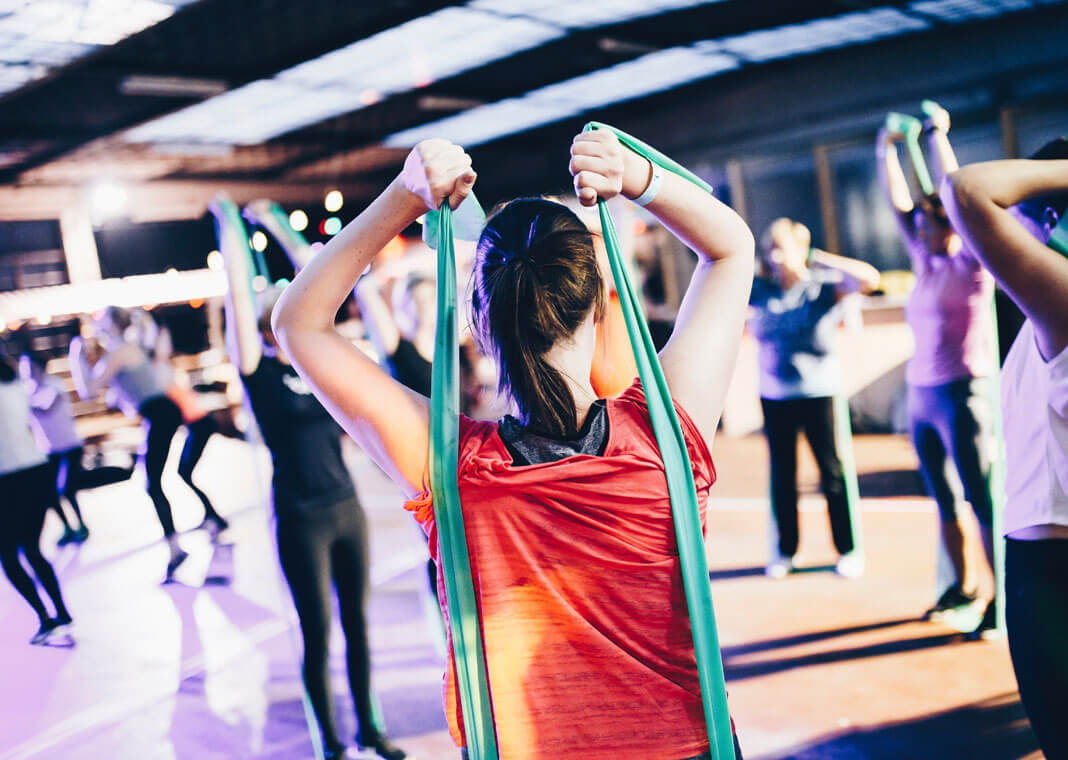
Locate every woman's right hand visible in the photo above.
<box><xmin>400</xmin><ymin>139</ymin><xmax>477</xmax><ymax>211</ymax></box>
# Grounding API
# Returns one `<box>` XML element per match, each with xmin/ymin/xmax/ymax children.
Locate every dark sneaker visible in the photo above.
<box><xmin>73</xmin><ymin>526</ymin><xmax>90</xmax><ymax>544</ymax></box>
<box><xmin>57</xmin><ymin>527</ymin><xmax>79</xmax><ymax>546</ymax></box>
<box><xmin>968</xmin><ymin>599</ymin><xmax>1001</xmax><ymax>641</ymax></box>
<box><xmin>199</xmin><ymin>515</ymin><xmax>229</xmax><ymax>535</ymax></box>
<box><xmin>30</xmin><ymin>619</ymin><xmax>60</xmax><ymax>645</ymax></box>
<box><xmin>165</xmin><ymin>549</ymin><xmax>189</xmax><ymax>581</ymax></box>
<box><xmin>356</xmin><ymin>731</ymin><xmax>407</xmax><ymax>760</ymax></box>
<box><xmin>924</xmin><ymin>583</ymin><xmax>977</xmax><ymax>620</ymax></box>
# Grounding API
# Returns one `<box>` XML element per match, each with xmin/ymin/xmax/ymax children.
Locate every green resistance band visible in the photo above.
<box><xmin>1049</xmin><ymin>213</ymin><xmax>1068</xmax><ymax>257</ymax></box>
<box><xmin>244</xmin><ymin>200</ymin><xmax>313</xmax><ymax>264</ymax></box>
<box><xmin>886</xmin><ymin>112</ymin><xmax>934</xmax><ymax>195</ymax></box>
<box><xmin>212</xmin><ymin>198</ymin><xmax>266</xmax><ymax>295</ymax></box>
<box><xmin>429</xmin><ymin>199</ymin><xmax>500</xmax><ymax>760</ymax></box>
<box><xmin>833</xmin><ymin>394</ymin><xmax>864</xmax><ymax>558</ymax></box>
<box><xmin>585</xmin><ymin>121</ymin><xmax>735</xmax><ymax>760</ymax></box>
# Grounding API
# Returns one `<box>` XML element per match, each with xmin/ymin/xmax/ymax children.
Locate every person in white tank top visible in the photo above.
<box><xmin>942</xmin><ymin>137</ymin><xmax>1068</xmax><ymax>760</ymax></box>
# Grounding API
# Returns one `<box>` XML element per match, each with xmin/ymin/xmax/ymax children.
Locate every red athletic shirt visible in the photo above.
<box><xmin>404</xmin><ymin>380</ymin><xmax>718</xmax><ymax>759</ymax></box>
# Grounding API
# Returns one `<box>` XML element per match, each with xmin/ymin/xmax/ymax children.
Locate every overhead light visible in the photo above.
<box><xmin>251</xmin><ymin>231</ymin><xmax>268</xmax><ymax>251</ymax></box>
<box><xmin>324</xmin><ymin>190</ymin><xmax>344</xmax><ymax>212</ymax></box>
<box><xmin>322</xmin><ymin>217</ymin><xmax>342</xmax><ymax>236</ymax></box>
<box><xmin>289</xmin><ymin>210</ymin><xmax>309</xmax><ymax>232</ymax></box>
<box><xmin>88</xmin><ymin>179</ymin><xmax>128</xmax><ymax>221</ymax></box>
<box><xmin>417</xmin><ymin>94</ymin><xmax>486</xmax><ymax>111</ymax></box>
<box><xmin>206</xmin><ymin>250</ymin><xmax>224</xmax><ymax>271</ymax></box>
<box><xmin>120</xmin><ymin>75</ymin><xmax>229</xmax><ymax>98</ymax></box>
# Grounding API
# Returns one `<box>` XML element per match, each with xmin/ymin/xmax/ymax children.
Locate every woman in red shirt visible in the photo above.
<box><xmin>273</xmin><ymin>128</ymin><xmax>755</xmax><ymax>759</ymax></box>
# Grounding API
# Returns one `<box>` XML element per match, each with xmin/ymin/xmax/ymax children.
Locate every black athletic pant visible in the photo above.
<box><xmin>761</xmin><ymin>396</ymin><xmax>854</xmax><ymax>558</ymax></box>
<box><xmin>908</xmin><ymin>378</ymin><xmax>994</xmax><ymax>527</ymax></box>
<box><xmin>1005</xmin><ymin>538</ymin><xmax>1068</xmax><ymax>760</ymax></box>
<box><xmin>276</xmin><ymin>494</ymin><xmax>374</xmax><ymax>751</ymax></box>
<box><xmin>47</xmin><ymin>447</ymin><xmax>87</xmax><ymax>529</ymax></box>
<box><xmin>138</xmin><ymin>396</ymin><xmax>222</xmax><ymax>537</ymax></box>
<box><xmin>0</xmin><ymin>463</ymin><xmax>70</xmax><ymax>624</ymax></box>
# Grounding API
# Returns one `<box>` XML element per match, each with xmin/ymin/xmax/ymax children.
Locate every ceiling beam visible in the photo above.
<box><xmin>0</xmin><ymin>179</ymin><xmax>378</xmax><ymax>222</ymax></box>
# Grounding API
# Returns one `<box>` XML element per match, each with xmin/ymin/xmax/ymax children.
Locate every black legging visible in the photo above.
<box><xmin>1005</xmin><ymin>537</ymin><xmax>1068</xmax><ymax>760</ymax></box>
<box><xmin>138</xmin><ymin>396</ymin><xmax>222</xmax><ymax>536</ymax></box>
<box><xmin>0</xmin><ymin>463</ymin><xmax>71</xmax><ymax>625</ymax></box>
<box><xmin>761</xmin><ymin>396</ymin><xmax>854</xmax><ymax>557</ymax></box>
<box><xmin>47</xmin><ymin>447</ymin><xmax>87</xmax><ymax>530</ymax></box>
<box><xmin>276</xmin><ymin>494</ymin><xmax>374</xmax><ymax>752</ymax></box>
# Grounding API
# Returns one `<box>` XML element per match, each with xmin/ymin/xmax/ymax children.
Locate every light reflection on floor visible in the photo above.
<box><xmin>0</xmin><ymin>436</ymin><xmax>449</xmax><ymax>760</ymax></box>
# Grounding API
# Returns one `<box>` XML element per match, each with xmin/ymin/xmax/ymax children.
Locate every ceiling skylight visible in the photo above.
<box><xmin>124</xmin><ymin>6</ymin><xmax>561</xmax><ymax>146</ymax></box>
<box><xmin>469</xmin><ymin>0</ymin><xmax>721</xmax><ymax>29</ymax></box>
<box><xmin>0</xmin><ymin>0</ymin><xmax>199</xmax><ymax>97</ymax></box>
<box><xmin>385</xmin><ymin>46</ymin><xmax>738</xmax><ymax>148</ymax></box>
<box><xmin>124</xmin><ymin>1</ymin><xmax>722</xmax><ymax>146</ymax></box>
<box><xmin>709</xmin><ymin>8</ymin><xmax>929</xmax><ymax>63</ymax></box>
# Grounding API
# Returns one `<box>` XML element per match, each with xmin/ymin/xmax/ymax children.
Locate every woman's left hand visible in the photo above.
<box><xmin>570</xmin><ymin>129</ymin><xmax>650</xmax><ymax>207</ymax></box>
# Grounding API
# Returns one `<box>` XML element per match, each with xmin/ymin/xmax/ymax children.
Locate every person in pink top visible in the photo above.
<box><xmin>942</xmin><ymin>136</ymin><xmax>1068</xmax><ymax>760</ymax></box>
<box><xmin>878</xmin><ymin>105</ymin><xmax>998</xmax><ymax>634</ymax></box>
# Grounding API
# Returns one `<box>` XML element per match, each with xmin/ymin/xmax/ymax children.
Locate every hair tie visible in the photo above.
<box><xmin>511</xmin><ymin>251</ymin><xmax>539</xmax><ymax>270</ymax></box>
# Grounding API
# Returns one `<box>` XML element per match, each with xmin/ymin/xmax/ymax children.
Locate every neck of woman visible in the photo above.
<box><xmin>541</xmin><ymin>322</ymin><xmax>599</xmax><ymax>429</ymax></box>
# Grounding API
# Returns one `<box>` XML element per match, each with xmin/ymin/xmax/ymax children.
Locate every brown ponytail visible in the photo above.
<box><xmin>471</xmin><ymin>198</ymin><xmax>605</xmax><ymax>437</ymax></box>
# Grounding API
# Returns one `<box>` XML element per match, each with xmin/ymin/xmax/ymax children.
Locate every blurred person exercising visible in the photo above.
<box><xmin>69</xmin><ymin>306</ymin><xmax>228</xmax><ymax>578</ymax></box>
<box><xmin>212</xmin><ymin>197</ymin><xmax>406</xmax><ymax>760</ymax></box>
<box><xmin>749</xmin><ymin>218</ymin><xmax>879</xmax><ymax>579</ymax></box>
<box><xmin>878</xmin><ymin>105</ymin><xmax>998</xmax><ymax>633</ymax></box>
<box><xmin>19</xmin><ymin>352</ymin><xmax>90</xmax><ymax>545</ymax></box>
<box><xmin>0</xmin><ymin>350</ymin><xmax>73</xmax><ymax>644</ymax></box>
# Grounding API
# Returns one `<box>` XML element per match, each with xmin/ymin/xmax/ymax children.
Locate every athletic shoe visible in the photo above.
<box><xmin>165</xmin><ymin>549</ymin><xmax>189</xmax><ymax>580</ymax></box>
<box><xmin>73</xmin><ymin>526</ymin><xmax>90</xmax><ymax>544</ymax></box>
<box><xmin>834</xmin><ymin>551</ymin><xmax>864</xmax><ymax>579</ymax></box>
<box><xmin>923</xmin><ymin>583</ymin><xmax>978</xmax><ymax>620</ymax></box>
<box><xmin>967</xmin><ymin>599</ymin><xmax>1001</xmax><ymax>641</ymax></box>
<box><xmin>57</xmin><ymin>527</ymin><xmax>79</xmax><ymax>546</ymax></box>
<box><xmin>765</xmin><ymin>555</ymin><xmax>794</xmax><ymax>579</ymax></box>
<box><xmin>30</xmin><ymin>619</ymin><xmax>60</xmax><ymax>645</ymax></box>
<box><xmin>356</xmin><ymin>731</ymin><xmax>407</xmax><ymax>760</ymax></box>
<box><xmin>199</xmin><ymin>515</ymin><xmax>229</xmax><ymax>535</ymax></box>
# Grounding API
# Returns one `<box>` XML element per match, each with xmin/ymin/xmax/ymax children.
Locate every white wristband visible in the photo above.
<box><xmin>632</xmin><ymin>160</ymin><xmax>662</xmax><ymax>207</ymax></box>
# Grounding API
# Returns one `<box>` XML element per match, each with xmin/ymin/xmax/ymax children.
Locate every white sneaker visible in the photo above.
<box><xmin>765</xmin><ymin>555</ymin><xmax>794</xmax><ymax>579</ymax></box>
<box><xmin>835</xmin><ymin>551</ymin><xmax>864</xmax><ymax>579</ymax></box>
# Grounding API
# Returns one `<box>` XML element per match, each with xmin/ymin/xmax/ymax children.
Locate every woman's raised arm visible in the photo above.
<box><xmin>570</xmin><ymin>129</ymin><xmax>755</xmax><ymax>445</ymax></box>
<box><xmin>942</xmin><ymin>158</ymin><xmax>1068</xmax><ymax>359</ymax></box>
<box><xmin>272</xmin><ymin>141</ymin><xmax>475</xmax><ymax>496</ymax></box>
<box><xmin>210</xmin><ymin>195</ymin><xmax>263</xmax><ymax>377</ymax></box>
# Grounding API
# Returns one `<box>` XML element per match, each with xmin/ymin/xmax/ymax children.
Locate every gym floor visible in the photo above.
<box><xmin>0</xmin><ymin>433</ymin><xmax>1042</xmax><ymax>759</ymax></box>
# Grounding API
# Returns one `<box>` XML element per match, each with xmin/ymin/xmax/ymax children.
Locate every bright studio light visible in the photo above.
<box><xmin>324</xmin><ymin>190</ymin><xmax>344</xmax><ymax>212</ymax></box>
<box><xmin>89</xmin><ymin>180</ymin><xmax>128</xmax><ymax>220</ymax></box>
<box><xmin>322</xmin><ymin>217</ymin><xmax>342</xmax><ymax>236</ymax></box>
<box><xmin>251</xmin><ymin>231</ymin><xmax>268</xmax><ymax>251</ymax></box>
<box><xmin>207</xmin><ymin>250</ymin><xmax>223</xmax><ymax>271</ymax></box>
<box><xmin>289</xmin><ymin>209</ymin><xmax>309</xmax><ymax>232</ymax></box>
<box><xmin>252</xmin><ymin>275</ymin><xmax>268</xmax><ymax>292</ymax></box>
